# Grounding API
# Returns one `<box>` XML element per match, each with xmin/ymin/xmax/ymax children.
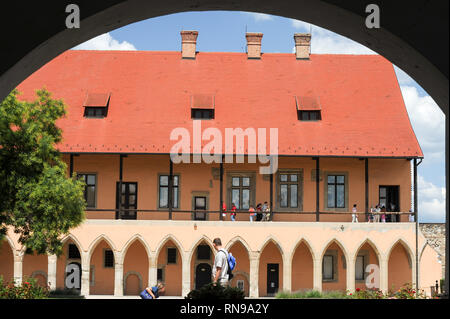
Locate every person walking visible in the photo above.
<box><xmin>230</xmin><ymin>203</ymin><xmax>237</xmax><ymax>221</ymax></box>
<box><xmin>248</xmin><ymin>205</ymin><xmax>256</xmax><ymax>222</ymax></box>
<box><xmin>212</xmin><ymin>238</ymin><xmax>229</xmax><ymax>286</ymax></box>
<box><xmin>352</xmin><ymin>204</ymin><xmax>358</xmax><ymax>223</ymax></box>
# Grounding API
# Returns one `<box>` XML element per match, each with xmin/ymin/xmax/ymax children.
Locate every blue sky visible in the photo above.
<box><xmin>73</xmin><ymin>11</ymin><xmax>446</xmax><ymax>222</ymax></box>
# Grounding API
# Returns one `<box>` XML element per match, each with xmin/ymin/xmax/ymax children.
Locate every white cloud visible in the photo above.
<box><xmin>400</xmin><ymin>85</ymin><xmax>445</xmax><ymax>162</ymax></box>
<box><xmin>291</xmin><ymin>19</ymin><xmax>311</xmax><ymax>31</ymax></box>
<box><xmin>72</xmin><ymin>33</ymin><xmax>137</xmax><ymax>51</ymax></box>
<box><xmin>291</xmin><ymin>19</ymin><xmax>376</xmax><ymax>55</ymax></box>
<box><xmin>394</xmin><ymin>66</ymin><xmax>415</xmax><ymax>86</ymax></box>
<box><xmin>242</xmin><ymin>12</ymin><xmax>273</xmax><ymax>22</ymax></box>
<box><xmin>418</xmin><ymin>174</ymin><xmax>446</xmax><ymax>222</ymax></box>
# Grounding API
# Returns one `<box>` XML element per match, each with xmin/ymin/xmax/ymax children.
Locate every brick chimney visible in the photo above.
<box><xmin>294</xmin><ymin>33</ymin><xmax>311</xmax><ymax>59</ymax></box>
<box><xmin>180</xmin><ymin>30</ymin><xmax>198</xmax><ymax>59</ymax></box>
<box><xmin>245</xmin><ymin>32</ymin><xmax>263</xmax><ymax>59</ymax></box>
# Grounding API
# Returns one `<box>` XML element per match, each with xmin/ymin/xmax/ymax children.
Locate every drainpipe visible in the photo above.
<box><xmin>414</xmin><ymin>158</ymin><xmax>422</xmax><ymax>296</ymax></box>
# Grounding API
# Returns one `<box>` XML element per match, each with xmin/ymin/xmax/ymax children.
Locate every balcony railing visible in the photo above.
<box><xmin>83</xmin><ymin>208</ymin><xmax>414</xmax><ymax>223</ymax></box>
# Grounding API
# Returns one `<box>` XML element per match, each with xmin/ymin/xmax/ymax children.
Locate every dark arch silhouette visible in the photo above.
<box><xmin>0</xmin><ymin>0</ymin><xmax>447</xmax><ymax>296</ymax></box>
<box><xmin>0</xmin><ymin>0</ymin><xmax>448</xmax><ymax>113</ymax></box>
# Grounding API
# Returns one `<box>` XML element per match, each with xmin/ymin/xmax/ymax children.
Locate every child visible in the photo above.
<box><xmin>222</xmin><ymin>202</ymin><xmax>227</xmax><ymax>219</ymax></box>
<box><xmin>231</xmin><ymin>203</ymin><xmax>237</xmax><ymax>221</ymax></box>
<box><xmin>140</xmin><ymin>282</ymin><xmax>165</xmax><ymax>299</ymax></box>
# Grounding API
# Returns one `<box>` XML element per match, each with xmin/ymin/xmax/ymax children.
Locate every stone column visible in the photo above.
<box><xmin>114</xmin><ymin>251</ymin><xmax>124</xmax><ymax>297</ymax></box>
<box><xmin>249</xmin><ymin>251</ymin><xmax>260</xmax><ymax>298</ymax></box>
<box><xmin>13</xmin><ymin>252</ymin><xmax>24</xmax><ymax>286</ymax></box>
<box><xmin>181</xmin><ymin>252</ymin><xmax>191</xmax><ymax>297</ymax></box>
<box><xmin>282</xmin><ymin>253</ymin><xmax>292</xmax><ymax>293</ymax></box>
<box><xmin>47</xmin><ymin>254</ymin><xmax>57</xmax><ymax>290</ymax></box>
<box><xmin>411</xmin><ymin>253</ymin><xmax>418</xmax><ymax>289</ymax></box>
<box><xmin>80</xmin><ymin>251</ymin><xmax>90</xmax><ymax>297</ymax></box>
<box><xmin>379</xmin><ymin>255</ymin><xmax>389</xmax><ymax>293</ymax></box>
<box><xmin>148</xmin><ymin>252</ymin><xmax>158</xmax><ymax>287</ymax></box>
<box><xmin>313</xmin><ymin>257</ymin><xmax>322</xmax><ymax>292</ymax></box>
<box><xmin>346</xmin><ymin>256</ymin><xmax>355</xmax><ymax>293</ymax></box>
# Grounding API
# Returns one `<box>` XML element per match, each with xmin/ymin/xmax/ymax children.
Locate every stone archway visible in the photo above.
<box><xmin>227</xmin><ymin>240</ymin><xmax>250</xmax><ymax>297</ymax></box>
<box><xmin>258</xmin><ymin>239</ymin><xmax>284</xmax><ymax>297</ymax></box>
<box><xmin>387</xmin><ymin>240</ymin><xmax>413</xmax><ymax>292</ymax></box>
<box><xmin>0</xmin><ymin>238</ymin><xmax>15</xmax><ymax>284</ymax></box>
<box><xmin>320</xmin><ymin>239</ymin><xmax>348</xmax><ymax>292</ymax></box>
<box><xmin>291</xmin><ymin>239</ymin><xmax>314</xmax><ymax>292</ymax></box>
<box><xmin>122</xmin><ymin>239</ymin><xmax>149</xmax><ymax>296</ymax></box>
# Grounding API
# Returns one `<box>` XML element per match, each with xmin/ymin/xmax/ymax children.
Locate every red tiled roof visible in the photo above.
<box><xmin>83</xmin><ymin>92</ymin><xmax>110</xmax><ymax>107</ymax></box>
<box><xmin>16</xmin><ymin>50</ymin><xmax>423</xmax><ymax>158</ymax></box>
<box><xmin>191</xmin><ymin>94</ymin><xmax>214</xmax><ymax>109</ymax></box>
<box><xmin>296</xmin><ymin>96</ymin><xmax>321</xmax><ymax>110</ymax></box>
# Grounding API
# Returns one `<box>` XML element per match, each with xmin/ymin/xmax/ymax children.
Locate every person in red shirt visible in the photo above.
<box><xmin>231</xmin><ymin>203</ymin><xmax>237</xmax><ymax>221</ymax></box>
<box><xmin>248</xmin><ymin>206</ymin><xmax>256</xmax><ymax>222</ymax></box>
<box><xmin>222</xmin><ymin>202</ymin><xmax>227</xmax><ymax>219</ymax></box>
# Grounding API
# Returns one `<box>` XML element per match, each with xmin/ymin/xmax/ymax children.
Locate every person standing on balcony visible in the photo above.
<box><xmin>352</xmin><ymin>204</ymin><xmax>358</xmax><ymax>222</ymax></box>
<box><xmin>256</xmin><ymin>203</ymin><xmax>262</xmax><ymax>221</ymax></box>
<box><xmin>375</xmin><ymin>204</ymin><xmax>381</xmax><ymax>222</ymax></box>
<box><xmin>231</xmin><ymin>203</ymin><xmax>237</xmax><ymax>221</ymax></box>
<box><xmin>249</xmin><ymin>205</ymin><xmax>256</xmax><ymax>222</ymax></box>
<box><xmin>368</xmin><ymin>206</ymin><xmax>375</xmax><ymax>223</ymax></box>
<box><xmin>222</xmin><ymin>202</ymin><xmax>227</xmax><ymax>220</ymax></box>
<box><xmin>381</xmin><ymin>205</ymin><xmax>386</xmax><ymax>223</ymax></box>
<box><xmin>261</xmin><ymin>201</ymin><xmax>269</xmax><ymax>221</ymax></box>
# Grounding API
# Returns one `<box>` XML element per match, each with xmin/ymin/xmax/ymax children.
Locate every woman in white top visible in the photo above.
<box><xmin>352</xmin><ymin>204</ymin><xmax>358</xmax><ymax>223</ymax></box>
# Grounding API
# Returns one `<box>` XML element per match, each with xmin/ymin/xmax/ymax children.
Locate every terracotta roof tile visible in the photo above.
<box><xmin>16</xmin><ymin>50</ymin><xmax>423</xmax><ymax>158</ymax></box>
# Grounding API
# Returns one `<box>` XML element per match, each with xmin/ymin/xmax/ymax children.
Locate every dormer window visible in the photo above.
<box><xmin>298</xmin><ymin>110</ymin><xmax>321</xmax><ymax>121</ymax></box>
<box><xmin>191</xmin><ymin>94</ymin><xmax>214</xmax><ymax>120</ymax></box>
<box><xmin>84</xmin><ymin>107</ymin><xmax>107</xmax><ymax>118</ymax></box>
<box><xmin>295</xmin><ymin>95</ymin><xmax>322</xmax><ymax>121</ymax></box>
<box><xmin>83</xmin><ymin>92</ymin><xmax>110</xmax><ymax>118</ymax></box>
<box><xmin>192</xmin><ymin>109</ymin><xmax>214</xmax><ymax>119</ymax></box>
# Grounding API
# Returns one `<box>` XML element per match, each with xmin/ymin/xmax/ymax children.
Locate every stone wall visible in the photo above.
<box><xmin>420</xmin><ymin>223</ymin><xmax>446</xmax><ymax>279</ymax></box>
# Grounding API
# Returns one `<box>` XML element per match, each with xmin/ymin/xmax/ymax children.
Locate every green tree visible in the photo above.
<box><xmin>0</xmin><ymin>89</ymin><xmax>86</xmax><ymax>256</ymax></box>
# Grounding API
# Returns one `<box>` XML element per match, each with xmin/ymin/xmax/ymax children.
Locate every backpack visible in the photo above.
<box><xmin>219</xmin><ymin>249</ymin><xmax>236</xmax><ymax>281</ymax></box>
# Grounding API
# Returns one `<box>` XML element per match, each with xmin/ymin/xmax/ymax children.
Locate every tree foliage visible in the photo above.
<box><xmin>0</xmin><ymin>89</ymin><xmax>86</xmax><ymax>255</ymax></box>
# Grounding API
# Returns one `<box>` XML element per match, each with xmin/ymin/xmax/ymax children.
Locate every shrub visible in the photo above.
<box><xmin>0</xmin><ymin>276</ymin><xmax>49</xmax><ymax>299</ymax></box>
<box><xmin>386</xmin><ymin>283</ymin><xmax>426</xmax><ymax>299</ymax></box>
<box><xmin>185</xmin><ymin>283</ymin><xmax>245</xmax><ymax>299</ymax></box>
<box><xmin>275</xmin><ymin>290</ymin><xmax>321</xmax><ymax>299</ymax></box>
<box><xmin>352</xmin><ymin>287</ymin><xmax>384</xmax><ymax>299</ymax></box>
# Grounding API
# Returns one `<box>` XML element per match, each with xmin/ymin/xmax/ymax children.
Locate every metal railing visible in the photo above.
<box><xmin>84</xmin><ymin>208</ymin><xmax>415</xmax><ymax>222</ymax></box>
